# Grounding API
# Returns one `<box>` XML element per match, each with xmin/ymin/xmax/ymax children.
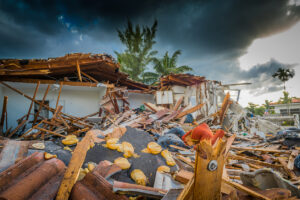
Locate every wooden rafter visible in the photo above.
<box><xmin>76</xmin><ymin>60</ymin><xmax>82</xmax><ymax>82</ymax></box>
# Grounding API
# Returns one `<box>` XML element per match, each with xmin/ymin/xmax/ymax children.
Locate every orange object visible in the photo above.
<box><xmin>182</xmin><ymin>123</ymin><xmax>224</xmax><ymax>145</ymax></box>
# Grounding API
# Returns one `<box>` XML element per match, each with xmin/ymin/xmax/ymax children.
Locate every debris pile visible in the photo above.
<box><xmin>0</xmin><ymin>53</ymin><xmax>300</xmax><ymax>199</ymax></box>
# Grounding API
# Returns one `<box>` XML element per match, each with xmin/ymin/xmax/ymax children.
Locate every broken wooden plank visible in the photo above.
<box><xmin>219</xmin><ymin>92</ymin><xmax>231</xmax><ymax>125</ymax></box>
<box><xmin>176</xmin><ymin>103</ymin><xmax>204</xmax><ymax>119</ymax></box>
<box><xmin>56</xmin><ymin>129</ymin><xmax>98</xmax><ymax>200</ymax></box>
<box><xmin>231</xmin><ymin>146</ymin><xmax>291</xmax><ymax>154</ymax></box>
<box><xmin>228</xmin><ymin>154</ymin><xmax>281</xmax><ymax>168</ymax></box>
<box><xmin>144</xmin><ymin>102</ymin><xmax>157</xmax><ymax>112</ymax></box>
<box><xmin>35</xmin><ymin>127</ymin><xmax>66</xmax><ymax>138</ymax></box>
<box><xmin>70</xmin><ymin>127</ymin><xmax>90</xmax><ymax>136</ymax></box>
<box><xmin>174</xmin><ymin>96</ymin><xmax>184</xmax><ymax>111</ymax></box>
<box><xmin>287</xmin><ymin>150</ymin><xmax>298</xmax><ymax>170</ymax></box>
<box><xmin>8</xmin><ymin>119</ymin><xmax>27</xmax><ymax>138</ymax></box>
<box><xmin>58</xmin><ymin>114</ymin><xmax>70</xmax><ymax>130</ymax></box>
<box><xmin>222</xmin><ymin>179</ymin><xmax>271</xmax><ymax>200</ymax></box>
<box><xmin>81</xmin><ymin>71</ymin><xmax>98</xmax><ymax>83</ymax></box>
<box><xmin>32</xmin><ymin>84</ymin><xmax>51</xmax><ymax>126</ymax></box>
<box><xmin>277</xmin><ymin>157</ymin><xmax>298</xmax><ymax>180</ymax></box>
<box><xmin>175</xmin><ymin>170</ymin><xmax>194</xmax><ymax>184</ymax></box>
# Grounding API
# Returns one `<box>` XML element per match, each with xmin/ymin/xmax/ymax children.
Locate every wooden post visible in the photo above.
<box><xmin>32</xmin><ymin>84</ymin><xmax>50</xmax><ymax>127</ymax></box>
<box><xmin>26</xmin><ymin>81</ymin><xmax>40</xmax><ymax>120</ymax></box>
<box><xmin>55</xmin><ymin>82</ymin><xmax>63</xmax><ymax>110</ymax></box>
<box><xmin>0</xmin><ymin>96</ymin><xmax>8</xmax><ymax>134</ymax></box>
<box><xmin>193</xmin><ymin>139</ymin><xmax>226</xmax><ymax>200</ymax></box>
<box><xmin>56</xmin><ymin>130</ymin><xmax>98</xmax><ymax>200</ymax></box>
<box><xmin>178</xmin><ymin>139</ymin><xmax>227</xmax><ymax>200</ymax></box>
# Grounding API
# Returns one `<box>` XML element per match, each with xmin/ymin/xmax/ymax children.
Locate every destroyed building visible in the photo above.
<box><xmin>0</xmin><ymin>53</ymin><xmax>300</xmax><ymax>200</ymax></box>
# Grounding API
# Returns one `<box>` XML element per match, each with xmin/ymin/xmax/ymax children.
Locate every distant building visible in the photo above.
<box><xmin>270</xmin><ymin>98</ymin><xmax>300</xmax><ymax>116</ymax></box>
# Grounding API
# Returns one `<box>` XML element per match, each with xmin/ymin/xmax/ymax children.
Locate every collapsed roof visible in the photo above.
<box><xmin>159</xmin><ymin>73</ymin><xmax>219</xmax><ymax>90</ymax></box>
<box><xmin>0</xmin><ymin>53</ymin><xmax>152</xmax><ymax>91</ymax></box>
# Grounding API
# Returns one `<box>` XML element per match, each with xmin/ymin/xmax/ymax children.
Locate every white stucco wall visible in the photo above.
<box><xmin>0</xmin><ymin>82</ymin><xmax>107</xmax><ymax>130</ymax></box>
<box><xmin>128</xmin><ymin>93</ymin><xmax>155</xmax><ymax>109</ymax></box>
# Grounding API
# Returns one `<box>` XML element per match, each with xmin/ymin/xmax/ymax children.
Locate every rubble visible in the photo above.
<box><xmin>0</xmin><ymin>54</ymin><xmax>300</xmax><ymax>199</ymax></box>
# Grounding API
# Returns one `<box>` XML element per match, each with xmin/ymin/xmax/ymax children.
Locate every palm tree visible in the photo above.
<box><xmin>273</xmin><ymin>68</ymin><xmax>295</xmax><ymax>116</ymax></box>
<box><xmin>115</xmin><ymin>20</ymin><xmax>158</xmax><ymax>82</ymax></box>
<box><xmin>143</xmin><ymin>50</ymin><xmax>193</xmax><ymax>84</ymax></box>
<box><xmin>272</xmin><ymin>68</ymin><xmax>295</xmax><ymax>91</ymax></box>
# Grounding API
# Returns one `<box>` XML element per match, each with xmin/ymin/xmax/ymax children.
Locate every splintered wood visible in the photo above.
<box><xmin>56</xmin><ymin>130</ymin><xmax>99</xmax><ymax>200</ymax></box>
<box><xmin>178</xmin><ymin>139</ymin><xmax>227</xmax><ymax>200</ymax></box>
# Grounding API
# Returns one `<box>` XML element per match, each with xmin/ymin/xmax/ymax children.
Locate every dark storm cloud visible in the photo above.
<box><xmin>0</xmin><ymin>0</ymin><xmax>299</xmax><ymax>94</ymax></box>
<box><xmin>238</xmin><ymin>59</ymin><xmax>296</xmax><ymax>95</ymax></box>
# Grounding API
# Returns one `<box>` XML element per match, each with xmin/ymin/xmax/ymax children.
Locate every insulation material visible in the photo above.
<box><xmin>141</xmin><ymin>142</ymin><xmax>162</xmax><ymax>155</ymax></box>
<box><xmin>104</xmin><ymin>138</ymin><xmax>120</xmax><ymax>150</ymax></box>
<box><xmin>117</xmin><ymin>141</ymin><xmax>139</xmax><ymax>158</ymax></box>
<box><xmin>157</xmin><ymin>165</ymin><xmax>170</xmax><ymax>173</ymax></box>
<box><xmin>161</xmin><ymin>150</ymin><xmax>176</xmax><ymax>166</ymax></box>
<box><xmin>62</xmin><ymin>135</ymin><xmax>79</xmax><ymax>146</ymax></box>
<box><xmin>131</xmin><ymin>169</ymin><xmax>148</xmax><ymax>186</ymax></box>
<box><xmin>114</xmin><ymin>157</ymin><xmax>131</xmax><ymax>170</ymax></box>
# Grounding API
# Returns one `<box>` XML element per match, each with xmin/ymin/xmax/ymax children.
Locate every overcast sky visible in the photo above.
<box><xmin>0</xmin><ymin>0</ymin><xmax>299</xmax><ymax>107</ymax></box>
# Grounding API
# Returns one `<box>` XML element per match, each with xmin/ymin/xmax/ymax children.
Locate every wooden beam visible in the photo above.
<box><xmin>219</xmin><ymin>92</ymin><xmax>231</xmax><ymax>125</ymax></box>
<box><xmin>70</xmin><ymin>127</ymin><xmax>90</xmax><ymax>136</ymax></box>
<box><xmin>0</xmin><ymin>79</ymin><xmax>97</xmax><ymax>87</ymax></box>
<box><xmin>0</xmin><ymin>96</ymin><xmax>8</xmax><ymax>134</ymax></box>
<box><xmin>176</xmin><ymin>103</ymin><xmax>204</xmax><ymax>119</ymax></box>
<box><xmin>76</xmin><ymin>60</ymin><xmax>82</xmax><ymax>82</ymax></box>
<box><xmin>144</xmin><ymin>102</ymin><xmax>157</xmax><ymax>112</ymax></box>
<box><xmin>56</xmin><ymin>130</ymin><xmax>98</xmax><ymax>200</ymax></box>
<box><xmin>32</xmin><ymin>84</ymin><xmax>50</xmax><ymax>127</ymax></box>
<box><xmin>7</xmin><ymin>119</ymin><xmax>27</xmax><ymax>138</ymax></box>
<box><xmin>35</xmin><ymin>127</ymin><xmax>66</xmax><ymax>138</ymax></box>
<box><xmin>222</xmin><ymin>179</ymin><xmax>271</xmax><ymax>200</ymax></box>
<box><xmin>55</xmin><ymin>82</ymin><xmax>63</xmax><ymax>110</ymax></box>
<box><xmin>231</xmin><ymin>146</ymin><xmax>291</xmax><ymax>154</ymax></box>
<box><xmin>174</xmin><ymin>96</ymin><xmax>184</xmax><ymax>111</ymax></box>
<box><xmin>228</xmin><ymin>154</ymin><xmax>281</xmax><ymax>168</ymax></box>
<box><xmin>81</xmin><ymin>71</ymin><xmax>98</xmax><ymax>83</ymax></box>
<box><xmin>58</xmin><ymin>114</ymin><xmax>70</xmax><ymax>130</ymax></box>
